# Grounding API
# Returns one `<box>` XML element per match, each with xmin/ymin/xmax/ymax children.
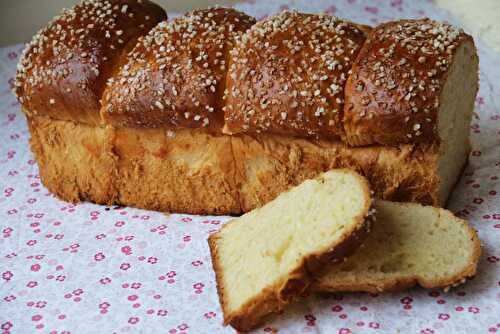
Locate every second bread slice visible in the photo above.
<box><xmin>313</xmin><ymin>200</ymin><xmax>481</xmax><ymax>293</ymax></box>
<box><xmin>208</xmin><ymin>169</ymin><xmax>374</xmax><ymax>331</ymax></box>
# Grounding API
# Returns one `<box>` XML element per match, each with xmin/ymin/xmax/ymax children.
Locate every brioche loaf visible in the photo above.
<box><xmin>15</xmin><ymin>1</ymin><xmax>479</xmax><ymax>214</ymax></box>
<box><xmin>314</xmin><ymin>200</ymin><xmax>481</xmax><ymax>293</ymax></box>
<box><xmin>208</xmin><ymin>169</ymin><xmax>374</xmax><ymax>331</ymax></box>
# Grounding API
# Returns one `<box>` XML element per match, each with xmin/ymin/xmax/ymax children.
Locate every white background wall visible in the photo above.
<box><xmin>1</xmin><ymin>0</ymin><xmax>499</xmax><ymax>52</ymax></box>
<box><xmin>0</xmin><ymin>0</ymin><xmax>240</xmax><ymax>46</ymax></box>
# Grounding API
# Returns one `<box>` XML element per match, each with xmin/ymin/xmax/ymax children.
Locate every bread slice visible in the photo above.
<box><xmin>313</xmin><ymin>200</ymin><xmax>481</xmax><ymax>293</ymax></box>
<box><xmin>208</xmin><ymin>169</ymin><xmax>374</xmax><ymax>332</ymax></box>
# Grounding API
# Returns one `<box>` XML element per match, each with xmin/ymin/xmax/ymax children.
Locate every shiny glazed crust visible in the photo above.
<box><xmin>208</xmin><ymin>170</ymin><xmax>375</xmax><ymax>332</ymax></box>
<box><xmin>102</xmin><ymin>7</ymin><xmax>255</xmax><ymax>131</ymax></box>
<box><xmin>224</xmin><ymin>11</ymin><xmax>368</xmax><ymax>139</ymax></box>
<box><xmin>15</xmin><ymin>0</ymin><xmax>167</xmax><ymax>125</ymax></box>
<box><xmin>15</xmin><ymin>3</ymin><xmax>478</xmax><ymax>213</ymax></box>
<box><xmin>343</xmin><ymin>19</ymin><xmax>474</xmax><ymax>146</ymax></box>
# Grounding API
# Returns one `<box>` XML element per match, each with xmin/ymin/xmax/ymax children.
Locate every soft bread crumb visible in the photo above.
<box><xmin>314</xmin><ymin>200</ymin><xmax>481</xmax><ymax>293</ymax></box>
<box><xmin>209</xmin><ymin>169</ymin><xmax>373</xmax><ymax>331</ymax></box>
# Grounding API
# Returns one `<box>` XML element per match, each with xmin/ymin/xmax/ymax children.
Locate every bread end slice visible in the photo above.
<box><xmin>313</xmin><ymin>200</ymin><xmax>481</xmax><ymax>293</ymax></box>
<box><xmin>208</xmin><ymin>169</ymin><xmax>374</xmax><ymax>331</ymax></box>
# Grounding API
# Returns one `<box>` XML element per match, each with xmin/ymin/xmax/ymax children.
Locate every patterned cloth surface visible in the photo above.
<box><xmin>1</xmin><ymin>0</ymin><xmax>499</xmax><ymax>333</ymax></box>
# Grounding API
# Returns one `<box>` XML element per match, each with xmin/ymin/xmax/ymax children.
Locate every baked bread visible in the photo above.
<box><xmin>208</xmin><ymin>169</ymin><xmax>374</xmax><ymax>331</ymax></box>
<box><xmin>223</xmin><ymin>11</ymin><xmax>368</xmax><ymax>139</ymax></box>
<box><xmin>15</xmin><ymin>0</ymin><xmax>167</xmax><ymax>125</ymax></box>
<box><xmin>102</xmin><ymin>7</ymin><xmax>256</xmax><ymax>131</ymax></box>
<box><xmin>313</xmin><ymin>200</ymin><xmax>481</xmax><ymax>293</ymax></box>
<box><xmin>15</xmin><ymin>2</ymin><xmax>480</xmax><ymax>215</ymax></box>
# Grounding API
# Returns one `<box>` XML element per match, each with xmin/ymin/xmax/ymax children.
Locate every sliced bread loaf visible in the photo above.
<box><xmin>313</xmin><ymin>200</ymin><xmax>481</xmax><ymax>293</ymax></box>
<box><xmin>208</xmin><ymin>169</ymin><xmax>374</xmax><ymax>332</ymax></box>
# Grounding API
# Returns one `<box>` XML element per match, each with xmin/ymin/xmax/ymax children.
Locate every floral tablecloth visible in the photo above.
<box><xmin>1</xmin><ymin>0</ymin><xmax>499</xmax><ymax>333</ymax></box>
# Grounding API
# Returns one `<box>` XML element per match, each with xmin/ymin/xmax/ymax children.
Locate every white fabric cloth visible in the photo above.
<box><xmin>1</xmin><ymin>0</ymin><xmax>499</xmax><ymax>333</ymax></box>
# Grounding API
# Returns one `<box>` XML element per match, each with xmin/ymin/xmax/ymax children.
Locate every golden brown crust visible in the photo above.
<box><xmin>113</xmin><ymin>127</ymin><xmax>241</xmax><ymax>214</ymax></box>
<box><xmin>27</xmin><ymin>115</ymin><xmax>118</xmax><ymax>205</ymax></box>
<box><xmin>224</xmin><ymin>11</ymin><xmax>368</xmax><ymax>139</ymax></box>
<box><xmin>15</xmin><ymin>0</ymin><xmax>166</xmax><ymax>125</ymax></box>
<box><xmin>208</xmin><ymin>170</ymin><xmax>375</xmax><ymax>332</ymax></box>
<box><xmin>102</xmin><ymin>7</ymin><xmax>255</xmax><ymax>131</ymax></box>
<box><xmin>232</xmin><ymin>133</ymin><xmax>440</xmax><ymax>212</ymax></box>
<box><xmin>28</xmin><ymin>115</ymin><xmax>241</xmax><ymax>215</ymax></box>
<box><xmin>28</xmin><ymin>115</ymin><xmax>445</xmax><ymax>215</ymax></box>
<box><xmin>343</xmin><ymin>18</ymin><xmax>474</xmax><ymax>146</ymax></box>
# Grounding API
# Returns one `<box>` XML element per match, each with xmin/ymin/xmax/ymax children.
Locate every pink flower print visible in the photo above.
<box><xmin>438</xmin><ymin>313</ymin><xmax>450</xmax><ymax>320</ymax></box>
<box><xmin>468</xmin><ymin>306</ymin><xmax>480</xmax><ymax>314</ymax></box>
<box><xmin>35</xmin><ymin>301</ymin><xmax>47</xmax><ymax>308</ymax></box>
<box><xmin>4</xmin><ymin>295</ymin><xmax>16</xmax><ymax>302</ymax></box>
<box><xmin>364</xmin><ymin>6</ymin><xmax>379</xmax><ymax>14</ymax></box>
<box><xmin>157</xmin><ymin>309</ymin><xmax>168</xmax><ymax>316</ymax></box>
<box><xmin>7</xmin><ymin>208</ymin><xmax>17</xmax><ymax>215</ymax></box>
<box><xmin>193</xmin><ymin>282</ymin><xmax>204</xmax><ymax>294</ymax></box>
<box><xmin>128</xmin><ymin>295</ymin><xmax>138</xmax><ymax>302</ymax></box>
<box><xmin>436</xmin><ymin>299</ymin><xmax>446</xmax><ymax>305</ymax></box>
<box><xmin>2</xmin><ymin>227</ymin><xmax>13</xmax><ymax>238</ymax></box>
<box><xmin>99</xmin><ymin>302</ymin><xmax>110</xmax><ymax>309</ymax></box>
<box><xmin>100</xmin><ymin>277</ymin><xmax>111</xmax><ymax>285</ymax></box>
<box><xmin>164</xmin><ymin>271</ymin><xmax>177</xmax><ymax>283</ymax></box>
<box><xmin>339</xmin><ymin>329</ymin><xmax>352</xmax><ymax>334</ymax></box>
<box><xmin>421</xmin><ymin>329</ymin><xmax>434</xmax><ymax>334</ymax></box>
<box><xmin>120</xmin><ymin>263</ymin><xmax>131</xmax><ymax>270</ymax></box>
<box><xmin>455</xmin><ymin>306</ymin><xmax>464</xmax><ymax>312</ymax></box>
<box><xmin>147</xmin><ymin>257</ymin><xmax>157</xmax><ymax>264</ymax></box>
<box><xmin>115</xmin><ymin>221</ymin><xmax>125</xmax><ymax>227</ymax></box>
<box><xmin>305</xmin><ymin>314</ymin><xmax>316</xmax><ymax>326</ymax></box>
<box><xmin>400</xmin><ymin>296</ymin><xmax>413</xmax><ymax>304</ymax></box>
<box><xmin>128</xmin><ymin>317</ymin><xmax>139</xmax><ymax>325</ymax></box>
<box><xmin>131</xmin><ymin>282</ymin><xmax>141</xmax><ymax>289</ymax></box>
<box><xmin>27</xmin><ymin>239</ymin><xmax>37</xmax><ymax>246</ymax></box>
<box><xmin>181</xmin><ymin>217</ymin><xmax>192</xmax><ymax>223</ymax></box>
<box><xmin>73</xmin><ymin>289</ymin><xmax>83</xmax><ymax>296</ymax></box>
<box><xmin>31</xmin><ymin>314</ymin><xmax>42</xmax><ymax>321</ymax></box>
<box><xmin>331</xmin><ymin>305</ymin><xmax>343</xmax><ymax>312</ymax></box>
<box><xmin>55</xmin><ymin>275</ymin><xmax>66</xmax><ymax>282</ymax></box>
<box><xmin>2</xmin><ymin>271</ymin><xmax>13</xmax><ymax>281</ymax></box>
<box><xmin>121</xmin><ymin>246</ymin><xmax>132</xmax><ymax>255</ymax></box>
<box><xmin>31</xmin><ymin>264</ymin><xmax>41</xmax><ymax>272</ymax></box>
<box><xmin>487</xmin><ymin>256</ymin><xmax>499</xmax><ymax>263</ymax></box>
<box><xmin>7</xmin><ymin>51</ymin><xmax>17</xmax><ymax>60</ymax></box>
<box><xmin>95</xmin><ymin>234</ymin><xmax>106</xmax><ymax>240</ymax></box>
<box><xmin>369</xmin><ymin>322</ymin><xmax>380</xmax><ymax>329</ymax></box>
<box><xmin>1</xmin><ymin>322</ymin><xmax>13</xmax><ymax>330</ymax></box>
<box><xmin>204</xmin><ymin>311</ymin><xmax>216</xmax><ymax>319</ymax></box>
<box><xmin>54</xmin><ymin>234</ymin><xmax>64</xmax><ymax>240</ymax></box>
<box><xmin>27</xmin><ymin>281</ymin><xmax>38</xmax><ymax>288</ymax></box>
<box><xmin>124</xmin><ymin>235</ymin><xmax>134</xmax><ymax>241</ymax></box>
<box><xmin>183</xmin><ymin>235</ymin><xmax>191</xmax><ymax>242</ymax></box>
<box><xmin>191</xmin><ymin>260</ymin><xmax>203</xmax><ymax>267</ymax></box>
<box><xmin>94</xmin><ymin>252</ymin><xmax>105</xmax><ymax>261</ymax></box>
<box><xmin>324</xmin><ymin>5</ymin><xmax>336</xmax><ymax>15</ymax></box>
<box><xmin>178</xmin><ymin>323</ymin><xmax>189</xmax><ymax>330</ymax></box>
<box><xmin>473</xmin><ymin>197</ymin><xmax>484</xmax><ymax>204</ymax></box>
